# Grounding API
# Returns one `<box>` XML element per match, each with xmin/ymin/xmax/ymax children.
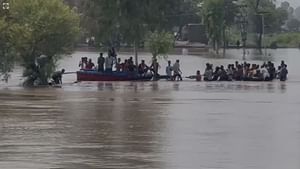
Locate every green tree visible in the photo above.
<box><xmin>203</xmin><ymin>0</ymin><xmax>224</xmax><ymax>54</ymax></box>
<box><xmin>8</xmin><ymin>0</ymin><xmax>80</xmax><ymax>86</ymax></box>
<box><xmin>243</xmin><ymin>0</ymin><xmax>288</xmax><ymax>51</ymax></box>
<box><xmin>203</xmin><ymin>0</ymin><xmax>237</xmax><ymax>55</ymax></box>
<box><xmin>0</xmin><ymin>7</ymin><xmax>25</xmax><ymax>82</ymax></box>
<box><xmin>145</xmin><ymin>31</ymin><xmax>174</xmax><ymax>59</ymax></box>
<box><xmin>83</xmin><ymin>0</ymin><xmax>202</xmax><ymax>63</ymax></box>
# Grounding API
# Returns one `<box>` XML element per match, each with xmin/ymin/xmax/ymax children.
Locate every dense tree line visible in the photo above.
<box><xmin>80</xmin><ymin>0</ymin><xmax>288</xmax><ymax>54</ymax></box>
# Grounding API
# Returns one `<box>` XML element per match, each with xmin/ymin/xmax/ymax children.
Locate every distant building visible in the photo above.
<box><xmin>186</xmin><ymin>24</ymin><xmax>208</xmax><ymax>44</ymax></box>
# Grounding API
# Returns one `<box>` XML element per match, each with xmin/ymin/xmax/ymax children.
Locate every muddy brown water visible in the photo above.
<box><xmin>0</xmin><ymin>49</ymin><xmax>300</xmax><ymax>169</ymax></box>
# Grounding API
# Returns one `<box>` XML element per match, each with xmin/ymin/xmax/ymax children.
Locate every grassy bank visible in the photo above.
<box><xmin>266</xmin><ymin>33</ymin><xmax>300</xmax><ymax>48</ymax></box>
<box><xmin>227</xmin><ymin>31</ymin><xmax>300</xmax><ymax>48</ymax></box>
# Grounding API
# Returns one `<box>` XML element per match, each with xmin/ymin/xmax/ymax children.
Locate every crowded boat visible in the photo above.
<box><xmin>201</xmin><ymin>60</ymin><xmax>288</xmax><ymax>82</ymax></box>
<box><xmin>74</xmin><ymin>48</ymin><xmax>288</xmax><ymax>83</ymax></box>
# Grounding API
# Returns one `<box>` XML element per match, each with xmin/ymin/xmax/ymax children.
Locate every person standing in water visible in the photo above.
<box><xmin>173</xmin><ymin>60</ymin><xmax>182</xmax><ymax>81</ymax></box>
<box><xmin>150</xmin><ymin>58</ymin><xmax>160</xmax><ymax>78</ymax></box>
<box><xmin>166</xmin><ymin>60</ymin><xmax>173</xmax><ymax>81</ymax></box>
<box><xmin>279</xmin><ymin>64</ymin><xmax>288</xmax><ymax>81</ymax></box>
<box><xmin>52</xmin><ymin>69</ymin><xmax>65</xmax><ymax>85</ymax></box>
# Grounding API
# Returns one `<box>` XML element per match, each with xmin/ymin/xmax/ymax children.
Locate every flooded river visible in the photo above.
<box><xmin>0</xmin><ymin>49</ymin><xmax>300</xmax><ymax>169</ymax></box>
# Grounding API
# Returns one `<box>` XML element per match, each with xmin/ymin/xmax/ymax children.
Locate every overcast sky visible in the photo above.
<box><xmin>278</xmin><ymin>0</ymin><xmax>300</xmax><ymax>8</ymax></box>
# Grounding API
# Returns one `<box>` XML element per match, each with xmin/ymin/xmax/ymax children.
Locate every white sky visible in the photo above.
<box><xmin>278</xmin><ymin>0</ymin><xmax>300</xmax><ymax>8</ymax></box>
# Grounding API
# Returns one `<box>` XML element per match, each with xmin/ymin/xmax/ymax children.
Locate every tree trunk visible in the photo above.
<box><xmin>134</xmin><ymin>41</ymin><xmax>138</xmax><ymax>67</ymax></box>
<box><xmin>223</xmin><ymin>26</ymin><xmax>226</xmax><ymax>57</ymax></box>
<box><xmin>213</xmin><ymin>39</ymin><xmax>216</xmax><ymax>51</ymax></box>
<box><xmin>216</xmin><ymin>42</ymin><xmax>219</xmax><ymax>55</ymax></box>
<box><xmin>258</xmin><ymin>33</ymin><xmax>263</xmax><ymax>54</ymax></box>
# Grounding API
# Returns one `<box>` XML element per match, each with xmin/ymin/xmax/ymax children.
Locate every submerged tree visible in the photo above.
<box><xmin>0</xmin><ymin>18</ymin><xmax>16</xmax><ymax>82</ymax></box>
<box><xmin>7</xmin><ymin>0</ymin><xmax>81</xmax><ymax>86</ymax></box>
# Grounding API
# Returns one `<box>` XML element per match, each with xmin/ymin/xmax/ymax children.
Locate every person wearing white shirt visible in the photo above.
<box><xmin>261</xmin><ymin>65</ymin><xmax>270</xmax><ymax>81</ymax></box>
<box><xmin>105</xmin><ymin>55</ymin><xmax>115</xmax><ymax>72</ymax></box>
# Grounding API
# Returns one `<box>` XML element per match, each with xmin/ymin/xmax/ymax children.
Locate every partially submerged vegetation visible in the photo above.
<box><xmin>0</xmin><ymin>0</ymin><xmax>80</xmax><ymax>85</ymax></box>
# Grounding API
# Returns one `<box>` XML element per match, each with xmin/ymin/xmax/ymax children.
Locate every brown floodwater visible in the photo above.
<box><xmin>0</xmin><ymin>49</ymin><xmax>300</xmax><ymax>169</ymax></box>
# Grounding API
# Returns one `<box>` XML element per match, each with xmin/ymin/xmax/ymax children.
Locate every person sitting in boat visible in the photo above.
<box><xmin>166</xmin><ymin>60</ymin><xmax>173</xmax><ymax>81</ymax></box>
<box><xmin>226</xmin><ymin>64</ymin><xmax>234</xmax><ymax>81</ymax></box>
<box><xmin>116</xmin><ymin>58</ymin><xmax>122</xmax><ymax>72</ymax></box>
<box><xmin>79</xmin><ymin>57</ymin><xmax>88</xmax><ymax>70</ymax></box>
<box><xmin>128</xmin><ymin>57</ymin><xmax>136</xmax><ymax>72</ymax></box>
<box><xmin>97</xmin><ymin>53</ymin><xmax>105</xmax><ymax>72</ymax></box>
<box><xmin>204</xmin><ymin>63</ymin><xmax>213</xmax><ymax>81</ymax></box>
<box><xmin>219</xmin><ymin>65</ymin><xmax>228</xmax><ymax>81</ymax></box>
<box><xmin>122</xmin><ymin>59</ymin><xmax>129</xmax><ymax>72</ymax></box>
<box><xmin>212</xmin><ymin>66</ymin><xmax>221</xmax><ymax>81</ymax></box>
<box><xmin>52</xmin><ymin>69</ymin><xmax>65</xmax><ymax>85</ymax></box>
<box><xmin>261</xmin><ymin>65</ymin><xmax>270</xmax><ymax>81</ymax></box>
<box><xmin>86</xmin><ymin>59</ymin><xmax>95</xmax><ymax>70</ymax></box>
<box><xmin>252</xmin><ymin>69</ymin><xmax>264</xmax><ymax>81</ymax></box>
<box><xmin>105</xmin><ymin>55</ymin><xmax>115</xmax><ymax>72</ymax></box>
<box><xmin>173</xmin><ymin>60</ymin><xmax>182</xmax><ymax>81</ymax></box>
<box><xmin>138</xmin><ymin>60</ymin><xmax>149</xmax><ymax>76</ymax></box>
<box><xmin>235</xmin><ymin>64</ymin><xmax>244</xmax><ymax>81</ymax></box>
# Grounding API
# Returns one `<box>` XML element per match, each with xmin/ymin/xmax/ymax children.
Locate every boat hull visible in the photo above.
<box><xmin>77</xmin><ymin>71</ymin><xmax>153</xmax><ymax>82</ymax></box>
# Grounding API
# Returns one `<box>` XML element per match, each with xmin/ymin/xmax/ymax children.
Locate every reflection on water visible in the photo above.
<box><xmin>0</xmin><ymin>81</ymin><xmax>299</xmax><ymax>169</ymax></box>
<box><xmin>0</xmin><ymin>49</ymin><xmax>300</xmax><ymax>169</ymax></box>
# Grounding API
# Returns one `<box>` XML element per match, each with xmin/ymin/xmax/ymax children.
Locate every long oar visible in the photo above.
<box><xmin>63</xmin><ymin>72</ymin><xmax>77</xmax><ymax>75</ymax></box>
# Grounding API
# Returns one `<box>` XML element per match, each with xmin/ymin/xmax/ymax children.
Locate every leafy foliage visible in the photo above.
<box><xmin>83</xmin><ymin>0</ymin><xmax>202</xmax><ymax>47</ymax></box>
<box><xmin>1</xmin><ymin>0</ymin><xmax>81</xmax><ymax>85</ymax></box>
<box><xmin>270</xmin><ymin>33</ymin><xmax>300</xmax><ymax>48</ymax></box>
<box><xmin>242</xmin><ymin>0</ymin><xmax>288</xmax><ymax>50</ymax></box>
<box><xmin>145</xmin><ymin>31</ymin><xmax>174</xmax><ymax>59</ymax></box>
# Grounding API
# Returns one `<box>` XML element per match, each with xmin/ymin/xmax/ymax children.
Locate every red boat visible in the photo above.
<box><xmin>77</xmin><ymin>70</ymin><xmax>153</xmax><ymax>82</ymax></box>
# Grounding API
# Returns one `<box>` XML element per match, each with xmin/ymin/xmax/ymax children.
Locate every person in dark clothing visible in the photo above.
<box><xmin>86</xmin><ymin>59</ymin><xmax>95</xmax><ymax>70</ymax></box>
<box><xmin>268</xmin><ymin>63</ymin><xmax>276</xmax><ymax>80</ymax></box>
<box><xmin>138</xmin><ymin>60</ymin><xmax>149</xmax><ymax>75</ymax></box>
<box><xmin>212</xmin><ymin>66</ymin><xmax>220</xmax><ymax>81</ymax></box>
<box><xmin>97</xmin><ymin>53</ymin><xmax>105</xmax><ymax>72</ymax></box>
<box><xmin>52</xmin><ymin>69</ymin><xmax>65</xmax><ymax>85</ymax></box>
<box><xmin>279</xmin><ymin>65</ymin><xmax>288</xmax><ymax>81</ymax></box>
<box><xmin>219</xmin><ymin>65</ymin><xmax>228</xmax><ymax>81</ymax></box>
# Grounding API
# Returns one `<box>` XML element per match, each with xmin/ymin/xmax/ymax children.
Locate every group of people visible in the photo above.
<box><xmin>76</xmin><ymin>47</ymin><xmax>289</xmax><ymax>82</ymax></box>
<box><xmin>202</xmin><ymin>60</ymin><xmax>288</xmax><ymax>82</ymax></box>
<box><xmin>137</xmin><ymin>59</ymin><xmax>183</xmax><ymax>81</ymax></box>
<box><xmin>79</xmin><ymin>48</ymin><xmax>118</xmax><ymax>72</ymax></box>
<box><xmin>78</xmin><ymin>48</ymin><xmax>185</xmax><ymax>81</ymax></box>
